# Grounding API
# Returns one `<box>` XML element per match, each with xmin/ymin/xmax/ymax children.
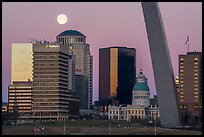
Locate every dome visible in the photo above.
<box><xmin>133</xmin><ymin>82</ymin><xmax>150</xmax><ymax>91</ymax></box>
<box><xmin>57</xmin><ymin>30</ymin><xmax>86</xmax><ymax>37</ymax></box>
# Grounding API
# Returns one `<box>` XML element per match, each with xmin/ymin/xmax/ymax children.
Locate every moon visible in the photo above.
<box><xmin>57</xmin><ymin>14</ymin><xmax>67</xmax><ymax>25</ymax></box>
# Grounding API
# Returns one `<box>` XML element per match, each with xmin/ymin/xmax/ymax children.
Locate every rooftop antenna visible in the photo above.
<box><xmin>185</xmin><ymin>35</ymin><xmax>190</xmax><ymax>53</ymax></box>
<box><xmin>140</xmin><ymin>54</ymin><xmax>142</xmax><ymax>72</ymax></box>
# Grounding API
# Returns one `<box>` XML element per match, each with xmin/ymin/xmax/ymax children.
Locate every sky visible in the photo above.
<box><xmin>2</xmin><ymin>2</ymin><xmax>202</xmax><ymax>103</ymax></box>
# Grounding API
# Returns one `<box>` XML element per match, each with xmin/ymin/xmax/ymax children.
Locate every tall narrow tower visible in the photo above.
<box><xmin>56</xmin><ymin>30</ymin><xmax>93</xmax><ymax>110</ymax></box>
<box><xmin>142</xmin><ymin>2</ymin><xmax>181</xmax><ymax>127</ymax></box>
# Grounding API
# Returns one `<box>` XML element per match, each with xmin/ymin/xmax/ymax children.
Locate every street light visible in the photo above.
<box><xmin>109</xmin><ymin>123</ymin><xmax>111</xmax><ymax>135</ymax></box>
<box><xmin>154</xmin><ymin>109</ymin><xmax>157</xmax><ymax>135</ymax></box>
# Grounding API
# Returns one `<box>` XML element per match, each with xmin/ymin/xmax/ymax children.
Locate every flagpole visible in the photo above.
<box><xmin>188</xmin><ymin>36</ymin><xmax>190</xmax><ymax>53</ymax></box>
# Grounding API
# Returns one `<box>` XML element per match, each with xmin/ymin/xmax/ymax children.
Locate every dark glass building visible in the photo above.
<box><xmin>75</xmin><ymin>74</ymin><xmax>88</xmax><ymax>109</ymax></box>
<box><xmin>99</xmin><ymin>47</ymin><xmax>136</xmax><ymax>105</ymax></box>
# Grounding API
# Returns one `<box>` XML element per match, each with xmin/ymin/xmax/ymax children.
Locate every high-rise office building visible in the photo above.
<box><xmin>56</xmin><ymin>30</ymin><xmax>93</xmax><ymax>110</ymax></box>
<box><xmin>8</xmin><ymin>43</ymin><xmax>33</xmax><ymax>113</ymax></box>
<box><xmin>32</xmin><ymin>42</ymin><xmax>79</xmax><ymax>120</ymax></box>
<box><xmin>99</xmin><ymin>47</ymin><xmax>136</xmax><ymax>105</ymax></box>
<box><xmin>178</xmin><ymin>51</ymin><xmax>202</xmax><ymax>125</ymax></box>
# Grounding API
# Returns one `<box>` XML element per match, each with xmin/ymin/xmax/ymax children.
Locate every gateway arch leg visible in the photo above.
<box><xmin>141</xmin><ymin>2</ymin><xmax>181</xmax><ymax>128</ymax></box>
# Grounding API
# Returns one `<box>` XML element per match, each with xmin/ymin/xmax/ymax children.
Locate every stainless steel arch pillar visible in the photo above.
<box><xmin>141</xmin><ymin>2</ymin><xmax>181</xmax><ymax>128</ymax></box>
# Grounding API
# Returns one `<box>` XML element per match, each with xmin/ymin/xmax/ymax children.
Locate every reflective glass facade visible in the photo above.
<box><xmin>99</xmin><ymin>47</ymin><xmax>136</xmax><ymax>105</ymax></box>
<box><xmin>110</xmin><ymin>48</ymin><xmax>118</xmax><ymax>96</ymax></box>
<box><xmin>11</xmin><ymin>43</ymin><xmax>33</xmax><ymax>83</ymax></box>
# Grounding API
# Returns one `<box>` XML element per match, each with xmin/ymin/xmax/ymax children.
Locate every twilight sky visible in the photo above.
<box><xmin>2</xmin><ymin>2</ymin><xmax>202</xmax><ymax>103</ymax></box>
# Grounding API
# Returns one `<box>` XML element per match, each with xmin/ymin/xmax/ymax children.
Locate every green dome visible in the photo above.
<box><xmin>133</xmin><ymin>82</ymin><xmax>150</xmax><ymax>91</ymax></box>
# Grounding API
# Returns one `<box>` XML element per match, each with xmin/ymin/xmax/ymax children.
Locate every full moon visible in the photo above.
<box><xmin>57</xmin><ymin>14</ymin><xmax>67</xmax><ymax>25</ymax></box>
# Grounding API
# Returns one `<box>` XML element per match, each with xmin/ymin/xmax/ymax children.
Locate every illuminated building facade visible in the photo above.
<box><xmin>99</xmin><ymin>47</ymin><xmax>136</xmax><ymax>105</ymax></box>
<box><xmin>178</xmin><ymin>51</ymin><xmax>202</xmax><ymax>125</ymax></box>
<box><xmin>2</xmin><ymin>102</ymin><xmax>8</xmax><ymax>114</ymax></box>
<box><xmin>8</xmin><ymin>43</ymin><xmax>33</xmax><ymax>114</ymax></box>
<box><xmin>11</xmin><ymin>43</ymin><xmax>33</xmax><ymax>82</ymax></box>
<box><xmin>8</xmin><ymin>82</ymin><xmax>32</xmax><ymax>113</ymax></box>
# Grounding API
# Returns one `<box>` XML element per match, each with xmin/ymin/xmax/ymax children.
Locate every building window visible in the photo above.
<box><xmin>180</xmin><ymin>80</ymin><xmax>184</xmax><ymax>83</ymax></box>
<box><xmin>110</xmin><ymin>111</ymin><xmax>112</xmax><ymax>114</ymax></box>
<box><xmin>180</xmin><ymin>58</ymin><xmax>184</xmax><ymax>61</ymax></box>
<box><xmin>180</xmin><ymin>70</ymin><xmax>184</xmax><ymax>72</ymax></box>
<box><xmin>180</xmin><ymin>62</ymin><xmax>184</xmax><ymax>65</ymax></box>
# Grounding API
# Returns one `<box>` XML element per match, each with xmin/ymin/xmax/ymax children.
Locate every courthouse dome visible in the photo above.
<box><xmin>57</xmin><ymin>30</ymin><xmax>86</xmax><ymax>37</ymax></box>
<box><xmin>133</xmin><ymin>82</ymin><xmax>150</xmax><ymax>92</ymax></box>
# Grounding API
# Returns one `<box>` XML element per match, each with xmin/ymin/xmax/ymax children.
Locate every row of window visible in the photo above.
<box><xmin>34</xmin><ymin>56</ymin><xmax>59</xmax><ymax>59</ymax></box>
<box><xmin>180</xmin><ymin>57</ymin><xmax>198</xmax><ymax>61</ymax></box>
<box><xmin>109</xmin><ymin>110</ymin><xmax>145</xmax><ymax>115</ymax></box>
<box><xmin>9</xmin><ymin>96</ymin><xmax>31</xmax><ymax>99</ymax></box>
<box><xmin>9</xmin><ymin>100</ymin><xmax>31</xmax><ymax>103</ymax></box>
<box><xmin>180</xmin><ymin>105</ymin><xmax>202</xmax><ymax>109</ymax></box>
<box><xmin>109</xmin><ymin>115</ymin><xmax>145</xmax><ymax>120</ymax></box>
<box><xmin>9</xmin><ymin>103</ymin><xmax>31</xmax><ymax>106</ymax></box>
<box><xmin>9</xmin><ymin>88</ymin><xmax>31</xmax><ymax>91</ymax></box>
<box><xmin>9</xmin><ymin>106</ymin><xmax>31</xmax><ymax>110</ymax></box>
<box><xmin>179</xmin><ymin>81</ymin><xmax>199</xmax><ymax>87</ymax></box>
<box><xmin>134</xmin><ymin>96</ymin><xmax>149</xmax><ymax>99</ymax></box>
<box><xmin>180</xmin><ymin>69</ymin><xmax>199</xmax><ymax>73</ymax></box>
<box><xmin>9</xmin><ymin>93</ymin><xmax>32</xmax><ymax>96</ymax></box>
<box><xmin>180</xmin><ymin>99</ymin><xmax>199</xmax><ymax>102</ymax></box>
<box><xmin>33</xmin><ymin>103</ymin><xmax>59</xmax><ymax>106</ymax></box>
<box><xmin>57</xmin><ymin>37</ymin><xmax>85</xmax><ymax>44</ymax></box>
